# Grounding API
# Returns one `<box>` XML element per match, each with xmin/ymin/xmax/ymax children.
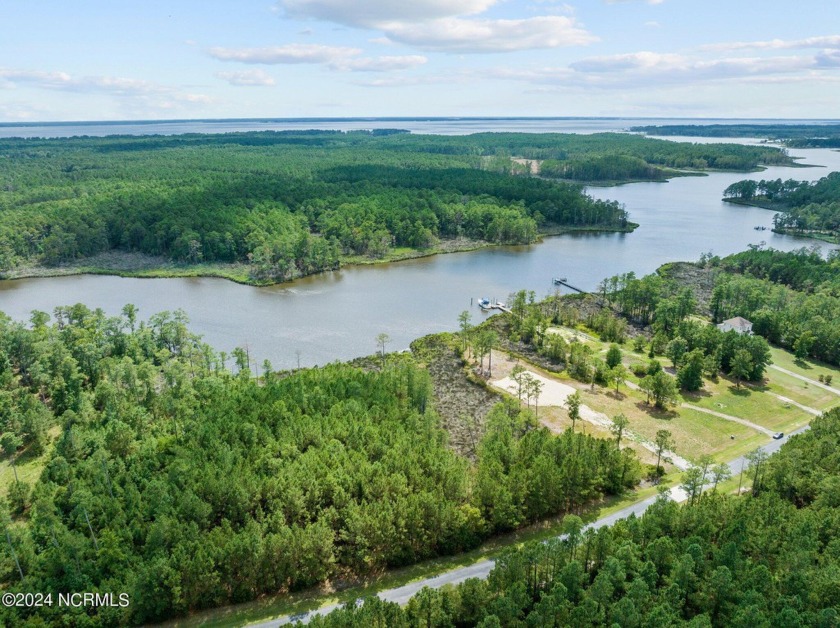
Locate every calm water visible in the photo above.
<box><xmin>1</xmin><ymin>121</ymin><xmax>838</xmax><ymax>369</ymax></box>
<box><xmin>1</xmin><ymin>117</ymin><xmax>838</xmax><ymax>139</ymax></box>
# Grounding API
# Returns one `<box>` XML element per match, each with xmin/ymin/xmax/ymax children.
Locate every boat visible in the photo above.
<box><xmin>478</xmin><ymin>298</ymin><xmax>491</xmax><ymax>309</ymax></box>
<box><xmin>552</xmin><ymin>277</ymin><xmax>567</xmax><ymax>285</ymax></box>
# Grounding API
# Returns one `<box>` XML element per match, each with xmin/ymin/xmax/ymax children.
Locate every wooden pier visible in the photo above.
<box><xmin>552</xmin><ymin>277</ymin><xmax>587</xmax><ymax>294</ymax></box>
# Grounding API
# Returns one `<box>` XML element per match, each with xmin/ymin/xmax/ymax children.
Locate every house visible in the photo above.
<box><xmin>717</xmin><ymin>316</ymin><xmax>753</xmax><ymax>334</ymax></box>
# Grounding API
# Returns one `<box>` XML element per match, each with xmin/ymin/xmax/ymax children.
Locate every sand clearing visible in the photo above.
<box><xmin>492</xmin><ymin>369</ymin><xmax>691</xmax><ymax>470</ymax></box>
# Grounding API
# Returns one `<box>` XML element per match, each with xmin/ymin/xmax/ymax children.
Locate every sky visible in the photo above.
<box><xmin>1</xmin><ymin>0</ymin><xmax>839</xmax><ymax>121</ymax></box>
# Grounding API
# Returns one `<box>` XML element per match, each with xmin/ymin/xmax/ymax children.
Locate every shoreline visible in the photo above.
<box><xmin>723</xmin><ymin>198</ymin><xmax>839</xmax><ymax>244</ymax></box>
<box><xmin>0</xmin><ymin>223</ymin><xmax>639</xmax><ymax>287</ymax></box>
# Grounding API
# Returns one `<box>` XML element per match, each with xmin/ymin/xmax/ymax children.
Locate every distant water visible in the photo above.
<box><xmin>0</xmin><ymin>141</ymin><xmax>838</xmax><ymax>369</ymax></box>
<box><xmin>1</xmin><ymin>118</ymin><xmax>839</xmax><ymax>368</ymax></box>
<box><xmin>1</xmin><ymin>117</ymin><xmax>839</xmax><ymax>139</ymax></box>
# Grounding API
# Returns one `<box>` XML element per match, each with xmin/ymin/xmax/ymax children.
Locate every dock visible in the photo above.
<box><xmin>477</xmin><ymin>299</ymin><xmax>511</xmax><ymax>314</ymax></box>
<box><xmin>552</xmin><ymin>277</ymin><xmax>587</xmax><ymax>294</ymax></box>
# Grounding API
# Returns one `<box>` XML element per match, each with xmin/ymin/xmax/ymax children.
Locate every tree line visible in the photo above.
<box><xmin>0</xmin><ymin>130</ymin><xmax>791</xmax><ymax>282</ymax></box>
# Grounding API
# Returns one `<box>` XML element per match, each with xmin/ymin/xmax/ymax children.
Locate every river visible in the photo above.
<box><xmin>1</xmin><ymin>121</ymin><xmax>838</xmax><ymax>369</ymax></box>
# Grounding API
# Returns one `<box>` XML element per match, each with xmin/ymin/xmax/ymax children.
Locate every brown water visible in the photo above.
<box><xmin>1</xmin><ymin>142</ymin><xmax>838</xmax><ymax>370</ymax></box>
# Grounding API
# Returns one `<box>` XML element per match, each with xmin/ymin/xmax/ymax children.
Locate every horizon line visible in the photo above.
<box><xmin>3</xmin><ymin>115</ymin><xmax>840</xmax><ymax>127</ymax></box>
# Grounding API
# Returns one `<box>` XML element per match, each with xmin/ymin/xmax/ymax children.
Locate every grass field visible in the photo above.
<box><xmin>681</xmin><ymin>375</ymin><xmax>812</xmax><ymax>433</ymax></box>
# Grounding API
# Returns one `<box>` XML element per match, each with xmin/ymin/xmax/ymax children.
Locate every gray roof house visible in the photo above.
<box><xmin>717</xmin><ymin>316</ymin><xmax>753</xmax><ymax>334</ymax></box>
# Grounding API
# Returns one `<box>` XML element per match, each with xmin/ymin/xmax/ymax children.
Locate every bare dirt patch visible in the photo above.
<box><xmin>411</xmin><ymin>334</ymin><xmax>502</xmax><ymax>458</ymax></box>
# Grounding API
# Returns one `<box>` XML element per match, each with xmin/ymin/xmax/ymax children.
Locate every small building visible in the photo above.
<box><xmin>717</xmin><ymin>316</ymin><xmax>753</xmax><ymax>334</ymax></box>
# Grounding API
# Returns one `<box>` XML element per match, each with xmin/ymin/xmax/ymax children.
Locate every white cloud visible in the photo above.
<box><xmin>209</xmin><ymin>45</ymin><xmax>426</xmax><ymax>72</ymax></box>
<box><xmin>0</xmin><ymin>68</ymin><xmax>212</xmax><ymax>112</ymax></box>
<box><xmin>275</xmin><ymin>0</ymin><xmax>594</xmax><ymax>54</ymax></box>
<box><xmin>569</xmin><ymin>51</ymin><xmax>816</xmax><ymax>84</ymax></box>
<box><xmin>353</xmin><ymin>72</ymin><xmax>465</xmax><ymax>87</ymax></box>
<box><xmin>380</xmin><ymin>16</ymin><xmax>597</xmax><ymax>52</ymax></box>
<box><xmin>816</xmin><ymin>50</ymin><xmax>840</xmax><ymax>67</ymax></box>
<box><xmin>333</xmin><ymin>55</ymin><xmax>427</xmax><ymax>71</ymax></box>
<box><xmin>215</xmin><ymin>69</ymin><xmax>277</xmax><ymax>86</ymax></box>
<box><xmin>701</xmin><ymin>35</ymin><xmax>840</xmax><ymax>53</ymax></box>
<box><xmin>277</xmin><ymin>0</ymin><xmax>497</xmax><ymax>28</ymax></box>
<box><xmin>483</xmin><ymin>48</ymin><xmax>838</xmax><ymax>91</ymax></box>
<box><xmin>209</xmin><ymin>44</ymin><xmax>360</xmax><ymax>64</ymax></box>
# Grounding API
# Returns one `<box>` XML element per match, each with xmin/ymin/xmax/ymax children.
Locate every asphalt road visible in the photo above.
<box><xmin>254</xmin><ymin>425</ymin><xmax>811</xmax><ymax>627</ymax></box>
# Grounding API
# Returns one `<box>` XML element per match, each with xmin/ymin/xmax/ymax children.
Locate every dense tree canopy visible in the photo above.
<box><xmin>0</xmin><ymin>130</ymin><xmax>788</xmax><ymax>281</ymax></box>
<box><xmin>311</xmin><ymin>406</ymin><xmax>840</xmax><ymax>627</ymax></box>
<box><xmin>0</xmin><ymin>306</ymin><xmax>639</xmax><ymax>625</ymax></box>
<box><xmin>631</xmin><ymin>123</ymin><xmax>840</xmax><ymax>147</ymax></box>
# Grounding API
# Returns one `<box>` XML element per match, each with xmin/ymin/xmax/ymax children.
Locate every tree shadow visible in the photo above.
<box><xmin>728</xmin><ymin>385</ymin><xmax>752</xmax><ymax>397</ymax></box>
<box><xmin>681</xmin><ymin>389</ymin><xmax>713</xmax><ymax>401</ymax></box>
<box><xmin>635</xmin><ymin>400</ymin><xmax>679</xmax><ymax>420</ymax></box>
<box><xmin>793</xmin><ymin>357</ymin><xmax>813</xmax><ymax>370</ymax></box>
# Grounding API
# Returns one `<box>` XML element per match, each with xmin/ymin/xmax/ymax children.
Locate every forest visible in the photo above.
<box><xmin>310</xmin><ymin>406</ymin><xmax>840</xmax><ymax>627</ymax></box>
<box><xmin>575</xmin><ymin>247</ymin><xmax>840</xmax><ymax>369</ymax></box>
<box><xmin>631</xmin><ymin>123</ymin><xmax>840</xmax><ymax>147</ymax></box>
<box><xmin>0</xmin><ymin>305</ymin><xmax>640</xmax><ymax>625</ymax></box>
<box><xmin>723</xmin><ymin>173</ymin><xmax>840</xmax><ymax>243</ymax></box>
<box><xmin>707</xmin><ymin>247</ymin><xmax>840</xmax><ymax>365</ymax></box>
<box><xmin>0</xmin><ymin>130</ymin><xmax>789</xmax><ymax>283</ymax></box>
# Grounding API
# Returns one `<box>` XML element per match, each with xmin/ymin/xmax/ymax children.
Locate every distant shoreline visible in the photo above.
<box><xmin>4</xmin><ymin>115</ymin><xmax>840</xmax><ymax>127</ymax></box>
<box><xmin>0</xmin><ymin>224</ymin><xmax>639</xmax><ymax>287</ymax></box>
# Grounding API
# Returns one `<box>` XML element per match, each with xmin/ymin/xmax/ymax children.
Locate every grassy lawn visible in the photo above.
<box><xmin>171</xmin><ymin>342</ymin><xmax>832</xmax><ymax>628</ymax></box>
<box><xmin>762</xmin><ymin>369</ymin><xmax>838</xmax><ymax>412</ymax></box>
<box><xmin>681</xmin><ymin>376</ymin><xmax>812</xmax><ymax>433</ymax></box>
<box><xmin>578</xmin><ymin>384</ymin><xmax>765</xmax><ymax>464</ymax></box>
<box><xmin>538</xmin><ymin>405</ymin><xmax>660</xmax><ymax>467</ymax></box>
<box><xmin>769</xmin><ymin>346</ymin><xmax>840</xmax><ymax>384</ymax></box>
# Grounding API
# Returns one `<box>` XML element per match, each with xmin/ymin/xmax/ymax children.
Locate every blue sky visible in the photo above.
<box><xmin>1</xmin><ymin>0</ymin><xmax>839</xmax><ymax>121</ymax></box>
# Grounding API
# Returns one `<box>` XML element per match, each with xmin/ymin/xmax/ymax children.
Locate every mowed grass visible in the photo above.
<box><xmin>680</xmin><ymin>376</ymin><xmax>812</xmax><ymax>433</ymax></box>
<box><xmin>769</xmin><ymin>346</ymin><xmax>840</xmax><ymax>385</ymax></box>
<box><xmin>577</xmin><ymin>384</ymin><xmax>765</xmax><ymax>464</ymax></box>
<box><xmin>762</xmin><ymin>369</ymin><xmax>838</xmax><ymax>412</ymax></box>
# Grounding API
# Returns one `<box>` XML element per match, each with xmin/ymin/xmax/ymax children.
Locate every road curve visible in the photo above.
<box><xmin>252</xmin><ymin>425</ymin><xmax>811</xmax><ymax>627</ymax></box>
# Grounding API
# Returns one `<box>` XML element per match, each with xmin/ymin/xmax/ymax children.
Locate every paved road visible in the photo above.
<box><xmin>769</xmin><ymin>365</ymin><xmax>840</xmax><ymax>396</ymax></box>
<box><xmin>253</xmin><ymin>424</ymin><xmax>812</xmax><ymax>627</ymax></box>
